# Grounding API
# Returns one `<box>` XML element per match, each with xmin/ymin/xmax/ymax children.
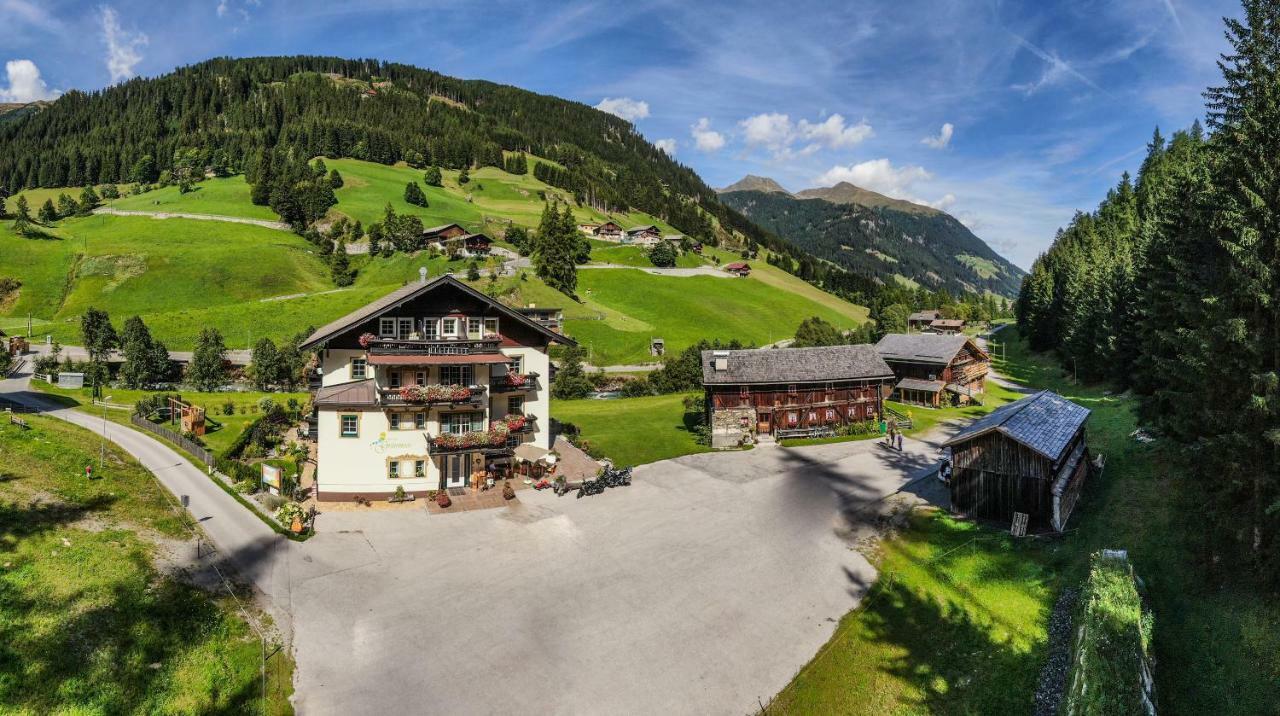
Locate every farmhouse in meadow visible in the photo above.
<box><xmin>300</xmin><ymin>273</ymin><xmax>573</xmax><ymax>500</ymax></box>
<box><xmin>944</xmin><ymin>390</ymin><xmax>1092</xmax><ymax>532</ymax></box>
<box><xmin>875</xmin><ymin>333</ymin><xmax>990</xmax><ymax>408</ymax></box>
<box><xmin>625</xmin><ymin>225</ymin><xmax>662</xmax><ymax>246</ymax></box>
<box><xmin>907</xmin><ymin>309</ymin><xmax>942</xmax><ymax>332</ymax></box>
<box><xmin>926</xmin><ymin>318</ymin><xmax>965</xmax><ymax>334</ymax></box>
<box><xmin>594</xmin><ymin>221</ymin><xmax>624</xmax><ymax>241</ymax></box>
<box><xmin>724</xmin><ymin>262</ymin><xmax>751</xmax><ymax>277</ymax></box>
<box><xmin>701</xmin><ymin>344</ymin><xmax>894</xmax><ymax>447</ymax></box>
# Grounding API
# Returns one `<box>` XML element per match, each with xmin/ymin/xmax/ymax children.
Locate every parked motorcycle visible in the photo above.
<box><xmin>575</xmin><ymin>466</ymin><xmax>633</xmax><ymax>498</ymax></box>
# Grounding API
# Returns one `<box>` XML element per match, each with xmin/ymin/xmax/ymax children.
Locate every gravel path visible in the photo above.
<box><xmin>1034</xmin><ymin>586</ymin><xmax>1080</xmax><ymax>716</ymax></box>
<box><xmin>94</xmin><ymin>206</ymin><xmax>291</xmax><ymax>231</ymax></box>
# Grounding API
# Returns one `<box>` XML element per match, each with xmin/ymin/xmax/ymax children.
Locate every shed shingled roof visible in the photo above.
<box><xmin>701</xmin><ymin>344</ymin><xmax>893</xmax><ymax>385</ymax></box>
<box><xmin>944</xmin><ymin>390</ymin><xmax>1091</xmax><ymax>461</ymax></box>
<box><xmin>876</xmin><ymin>333</ymin><xmax>975</xmax><ymax>365</ymax></box>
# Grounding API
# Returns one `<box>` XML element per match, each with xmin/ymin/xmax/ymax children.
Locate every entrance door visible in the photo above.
<box><xmin>443</xmin><ymin>453</ymin><xmax>471</xmax><ymax>488</ymax></box>
<box><xmin>757</xmin><ymin>412</ymin><xmax>771</xmax><ymax>434</ymax></box>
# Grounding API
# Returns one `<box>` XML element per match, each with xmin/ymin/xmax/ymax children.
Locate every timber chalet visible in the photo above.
<box><xmin>701</xmin><ymin>345</ymin><xmax>894</xmax><ymax>447</ymax></box>
<box><xmin>876</xmin><ymin>333</ymin><xmax>990</xmax><ymax>407</ymax></box>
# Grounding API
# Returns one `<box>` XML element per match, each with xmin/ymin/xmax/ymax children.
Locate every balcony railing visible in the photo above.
<box><xmin>427</xmin><ymin>432</ymin><xmax>514</xmax><ymax>455</ymax></box>
<box><xmin>367</xmin><ymin>337</ymin><xmax>501</xmax><ymax>356</ymax></box>
<box><xmin>489</xmin><ymin>372</ymin><xmax>541</xmax><ymax>393</ymax></box>
<box><xmin>501</xmin><ymin>413</ymin><xmax>537</xmax><ymax>433</ymax></box>
<box><xmin>379</xmin><ymin>384</ymin><xmax>486</xmax><ymax>406</ymax></box>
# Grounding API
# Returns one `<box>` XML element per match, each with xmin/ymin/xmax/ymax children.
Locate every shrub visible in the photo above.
<box><xmin>619</xmin><ymin>377</ymin><xmax>654</xmax><ymax>398</ymax></box>
<box><xmin>436</xmin><ymin>490</ymin><xmax>452</xmax><ymax>508</ymax></box>
<box><xmin>502</xmin><ymin>481</ymin><xmax>515</xmax><ymax>500</ymax></box>
<box><xmin>222</xmin><ymin>401</ymin><xmax>236</xmax><ymax>416</ymax></box>
<box><xmin>258</xmin><ymin>397</ymin><xmax>277</xmax><ymax>414</ymax></box>
<box><xmin>393</xmin><ymin>485</ymin><xmax>407</xmax><ymax>501</ymax></box>
<box><xmin>275</xmin><ymin>502</ymin><xmax>306</xmax><ymax>526</ymax></box>
<box><xmin>234</xmin><ymin>480</ymin><xmax>257</xmax><ymax>495</ymax></box>
<box><xmin>260</xmin><ymin>493</ymin><xmax>286</xmax><ymax>511</ymax></box>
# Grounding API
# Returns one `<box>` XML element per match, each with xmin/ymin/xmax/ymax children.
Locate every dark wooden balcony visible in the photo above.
<box><xmin>489</xmin><ymin>372</ymin><xmax>541</xmax><ymax>393</ymax></box>
<box><xmin>367</xmin><ymin>337</ymin><xmax>501</xmax><ymax>356</ymax></box>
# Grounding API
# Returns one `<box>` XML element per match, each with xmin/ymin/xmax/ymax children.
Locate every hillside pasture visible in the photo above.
<box><xmin>108</xmin><ymin>175</ymin><xmax>280</xmax><ymax>221</ymax></box>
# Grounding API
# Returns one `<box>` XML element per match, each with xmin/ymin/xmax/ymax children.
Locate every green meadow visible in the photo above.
<box><xmin>0</xmin><ymin>413</ymin><xmax>293</xmax><ymax>714</ymax></box>
<box><xmin>109</xmin><ymin>175</ymin><xmax>280</xmax><ymax>221</ymax></box>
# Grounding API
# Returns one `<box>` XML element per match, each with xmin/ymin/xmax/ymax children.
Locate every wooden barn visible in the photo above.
<box><xmin>944</xmin><ymin>390</ymin><xmax>1091</xmax><ymax>532</ymax></box>
<box><xmin>876</xmin><ymin>333</ymin><xmax>989</xmax><ymax>407</ymax></box>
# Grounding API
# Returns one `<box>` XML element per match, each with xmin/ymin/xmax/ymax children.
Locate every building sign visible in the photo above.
<box><xmin>262</xmin><ymin>464</ymin><xmax>282</xmax><ymax>496</ymax></box>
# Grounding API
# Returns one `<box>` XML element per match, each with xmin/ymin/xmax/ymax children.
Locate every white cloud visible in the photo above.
<box><xmin>653</xmin><ymin>138</ymin><xmax>677</xmax><ymax>156</ymax></box>
<box><xmin>927</xmin><ymin>193</ymin><xmax>957</xmax><ymax>211</ymax></box>
<box><xmin>101</xmin><ymin>6</ymin><xmax>148</xmax><ymax>84</ymax></box>
<box><xmin>0</xmin><ymin>59</ymin><xmax>59</xmax><ymax>103</ymax></box>
<box><xmin>814</xmin><ymin>158</ymin><xmax>933</xmax><ymax>199</ymax></box>
<box><xmin>216</xmin><ymin>0</ymin><xmax>228</xmax><ymax>17</ymax></box>
<box><xmin>594</xmin><ymin>96</ymin><xmax>650</xmax><ymax>122</ymax></box>
<box><xmin>690</xmin><ymin>117</ymin><xmax>725</xmax><ymax>152</ymax></box>
<box><xmin>921</xmin><ymin>122</ymin><xmax>954</xmax><ymax>149</ymax></box>
<box><xmin>797</xmin><ymin>114</ymin><xmax>873</xmax><ymax>148</ymax></box>
<box><xmin>740</xmin><ymin>112</ymin><xmax>793</xmax><ymax>150</ymax></box>
<box><xmin>738</xmin><ymin>111</ymin><xmax>872</xmax><ymax>158</ymax></box>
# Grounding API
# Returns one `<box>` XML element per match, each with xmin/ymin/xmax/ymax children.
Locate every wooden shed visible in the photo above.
<box><xmin>944</xmin><ymin>390</ymin><xmax>1091</xmax><ymax>532</ymax></box>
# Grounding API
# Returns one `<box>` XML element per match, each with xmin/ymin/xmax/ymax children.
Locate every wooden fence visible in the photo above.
<box><xmin>130</xmin><ymin>414</ymin><xmax>215</xmax><ymax>466</ymax></box>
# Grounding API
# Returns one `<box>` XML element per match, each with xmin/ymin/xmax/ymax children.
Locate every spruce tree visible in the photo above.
<box><xmin>80</xmin><ymin>307</ymin><xmax>118</xmax><ymax>363</ymax></box>
<box><xmin>533</xmin><ymin>203</ymin><xmax>577</xmax><ymax>296</ymax></box>
<box><xmin>189</xmin><ymin>328</ymin><xmax>229</xmax><ymax>392</ymax></box>
<box><xmin>38</xmin><ymin>198</ymin><xmax>57</xmax><ymax>223</ymax></box>
<box><xmin>404</xmin><ymin>181</ymin><xmax>427</xmax><ymax>207</ymax></box>
<box><xmin>250</xmin><ymin>337</ymin><xmax>283</xmax><ymax>391</ymax></box>
<box><xmin>551</xmin><ymin>343</ymin><xmax>592</xmax><ymax>399</ymax></box>
<box><xmin>424</xmin><ymin>166</ymin><xmax>442</xmax><ymax>186</ymax></box>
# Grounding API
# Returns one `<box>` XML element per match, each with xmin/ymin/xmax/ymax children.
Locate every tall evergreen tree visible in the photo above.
<box><xmin>532</xmin><ymin>202</ymin><xmax>577</xmax><ymax>296</ymax></box>
<box><xmin>188</xmin><ymin>328</ymin><xmax>229</xmax><ymax>392</ymax></box>
<box><xmin>80</xmin><ymin>307</ymin><xmax>118</xmax><ymax>363</ymax></box>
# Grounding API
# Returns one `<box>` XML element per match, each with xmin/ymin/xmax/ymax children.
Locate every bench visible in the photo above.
<box><xmin>10</xmin><ymin>414</ymin><xmax>30</xmax><ymax>429</ymax></box>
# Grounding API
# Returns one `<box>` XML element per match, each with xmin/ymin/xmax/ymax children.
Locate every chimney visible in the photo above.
<box><xmin>712</xmin><ymin>350</ymin><xmax>729</xmax><ymax>372</ymax></box>
<box><xmin>419</xmin><ymin>267</ymin><xmax>428</xmax><ymax>284</ymax></box>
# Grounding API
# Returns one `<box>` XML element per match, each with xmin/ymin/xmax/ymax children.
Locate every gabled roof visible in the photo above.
<box><xmin>876</xmin><ymin>333</ymin><xmax>983</xmax><ymax>365</ymax></box>
<box><xmin>702</xmin><ymin>344</ymin><xmax>894</xmax><ymax>385</ymax></box>
<box><xmin>896</xmin><ymin>377</ymin><xmax>945</xmax><ymax>392</ymax></box>
<box><xmin>908</xmin><ymin>310</ymin><xmax>941</xmax><ymax>322</ymax></box>
<box><xmin>422</xmin><ymin>223</ymin><xmax>466</xmax><ymax>235</ymax></box>
<box><xmin>724</xmin><ymin>262</ymin><xmax>750</xmax><ymax>271</ymax></box>
<box><xmin>944</xmin><ymin>390</ymin><xmax>1091</xmax><ymax>461</ymax></box>
<box><xmin>300</xmin><ymin>274</ymin><xmax>575</xmax><ymax>349</ymax></box>
<box><xmin>627</xmin><ymin>224</ymin><xmax>658</xmax><ymax>233</ymax></box>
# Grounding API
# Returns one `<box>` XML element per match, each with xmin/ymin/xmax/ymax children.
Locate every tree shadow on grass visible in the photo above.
<box><xmin>0</xmin><ymin>497</ymin><xmax>271</xmax><ymax>714</ymax></box>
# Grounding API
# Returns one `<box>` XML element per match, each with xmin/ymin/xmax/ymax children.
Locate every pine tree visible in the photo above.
<box><xmin>533</xmin><ymin>203</ymin><xmax>577</xmax><ymax>296</ymax></box>
<box><xmin>458</xmin><ymin>167</ymin><xmax>470</xmax><ymax>185</ymax></box>
<box><xmin>12</xmin><ymin>195</ymin><xmax>30</xmax><ymax>231</ymax></box>
<box><xmin>119</xmin><ymin>315</ymin><xmax>169</xmax><ymax>388</ymax></box>
<box><xmin>250</xmin><ymin>337</ymin><xmax>283</xmax><ymax>391</ymax></box>
<box><xmin>404</xmin><ymin>181</ymin><xmax>427</xmax><ymax>207</ymax></box>
<box><xmin>38</xmin><ymin>198</ymin><xmax>57</xmax><ymax>223</ymax></box>
<box><xmin>331</xmin><ymin>238</ymin><xmax>355</xmax><ymax>286</ymax></box>
<box><xmin>80</xmin><ymin>307</ymin><xmax>118</xmax><ymax>364</ymax></box>
<box><xmin>329</xmin><ymin>168</ymin><xmax>344</xmax><ymax>188</ymax></box>
<box><xmin>189</xmin><ymin>328</ymin><xmax>228</xmax><ymax>392</ymax></box>
<box><xmin>424</xmin><ymin>166</ymin><xmax>442</xmax><ymax>186</ymax></box>
<box><xmin>551</xmin><ymin>343</ymin><xmax>592</xmax><ymax>399</ymax></box>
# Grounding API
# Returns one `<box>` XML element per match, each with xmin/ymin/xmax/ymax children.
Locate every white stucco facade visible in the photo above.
<box><xmin>304</xmin><ymin>277</ymin><xmax>564</xmax><ymax>501</ymax></box>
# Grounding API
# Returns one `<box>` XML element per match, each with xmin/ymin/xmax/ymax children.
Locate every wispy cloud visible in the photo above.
<box><xmin>814</xmin><ymin>158</ymin><xmax>932</xmax><ymax>199</ymax></box>
<box><xmin>595</xmin><ymin>97</ymin><xmax>650</xmax><ymax>122</ymax></box>
<box><xmin>0</xmin><ymin>59</ymin><xmax>59</xmax><ymax>102</ymax></box>
<box><xmin>101</xmin><ymin>6</ymin><xmax>148</xmax><ymax>83</ymax></box>
<box><xmin>739</xmin><ymin>111</ymin><xmax>872</xmax><ymax>158</ymax></box>
<box><xmin>0</xmin><ymin>0</ymin><xmax>65</xmax><ymax>33</ymax></box>
<box><xmin>1161</xmin><ymin>0</ymin><xmax>1183</xmax><ymax>33</ymax></box>
<box><xmin>653</xmin><ymin>138</ymin><xmax>677</xmax><ymax>155</ymax></box>
<box><xmin>921</xmin><ymin>122</ymin><xmax>954</xmax><ymax>149</ymax></box>
<box><xmin>1010</xmin><ymin>34</ymin><xmax>1104</xmax><ymax>96</ymax></box>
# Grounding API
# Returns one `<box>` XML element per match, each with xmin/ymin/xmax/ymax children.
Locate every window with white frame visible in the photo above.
<box><xmin>389</xmin><ymin>371</ymin><xmax>401</xmax><ymax>388</ymax></box>
<box><xmin>484</xmin><ymin>317</ymin><xmax>499</xmax><ymax>337</ymax></box>
<box><xmin>351</xmin><ymin>358</ymin><xmax>367</xmax><ymax>379</ymax></box>
<box><xmin>446</xmin><ymin>412</ymin><xmax>484</xmax><ymax>434</ymax></box>
<box><xmin>508</xmin><ymin>354</ymin><xmax>523</xmax><ymax>374</ymax></box>
<box><xmin>414</xmin><ymin>460</ymin><xmax>426</xmax><ymax>478</ymax></box>
<box><xmin>414</xmin><ymin>371</ymin><xmax>426</xmax><ymax>386</ymax></box>
<box><xmin>441</xmin><ymin>317</ymin><xmax>459</xmax><ymax>337</ymax></box>
<box><xmin>379</xmin><ymin>317</ymin><xmax>396</xmax><ymax>337</ymax></box>
<box><xmin>414</xmin><ymin>412</ymin><xmax>426</xmax><ymax>429</ymax></box>
<box><xmin>390</xmin><ymin>413</ymin><xmax>401</xmax><ymax>430</ymax></box>
<box><xmin>507</xmin><ymin>396</ymin><xmax>524</xmax><ymax>415</ymax></box>
<box><xmin>398</xmin><ymin>317</ymin><xmax>414</xmax><ymax>339</ymax></box>
<box><xmin>340</xmin><ymin>415</ymin><xmax>359</xmax><ymax>437</ymax></box>
<box><xmin>423</xmin><ymin>318</ymin><xmax>439</xmax><ymax>340</ymax></box>
<box><xmin>440</xmin><ymin>365</ymin><xmax>473</xmax><ymax>385</ymax></box>
<box><xmin>388</xmin><ymin>461</ymin><xmax>400</xmax><ymax>479</ymax></box>
<box><xmin>467</xmin><ymin>317</ymin><xmax>482</xmax><ymax>338</ymax></box>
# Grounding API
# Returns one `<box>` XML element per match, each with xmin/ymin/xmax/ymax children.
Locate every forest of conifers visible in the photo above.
<box><xmin>1016</xmin><ymin>4</ymin><xmax>1279</xmax><ymax>585</ymax></box>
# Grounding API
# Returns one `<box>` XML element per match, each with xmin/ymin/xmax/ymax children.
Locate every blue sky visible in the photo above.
<box><xmin>0</xmin><ymin>0</ymin><xmax>1241</xmax><ymax>268</ymax></box>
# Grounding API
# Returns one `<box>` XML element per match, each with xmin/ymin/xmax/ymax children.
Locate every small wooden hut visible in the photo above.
<box><xmin>944</xmin><ymin>390</ymin><xmax>1091</xmax><ymax>532</ymax></box>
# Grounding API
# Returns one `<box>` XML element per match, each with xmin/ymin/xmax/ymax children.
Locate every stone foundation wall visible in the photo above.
<box><xmin>711</xmin><ymin>407</ymin><xmax>755</xmax><ymax>449</ymax></box>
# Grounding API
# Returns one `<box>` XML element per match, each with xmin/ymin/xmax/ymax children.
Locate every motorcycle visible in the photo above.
<box><xmin>575</xmin><ymin>466</ymin><xmax>633</xmax><ymax>498</ymax></box>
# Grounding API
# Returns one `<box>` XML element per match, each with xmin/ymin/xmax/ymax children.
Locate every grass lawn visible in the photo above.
<box><xmin>0</xmin><ymin>413</ymin><xmax>293</xmax><ymax>714</ymax></box>
<box><xmin>31</xmin><ymin>380</ymin><xmax>308</xmax><ymax>457</ymax></box>
<box><xmin>589</xmin><ymin>243</ymin><xmax>705</xmax><ymax>268</ymax></box>
<box><xmin>551</xmin><ymin>392</ymin><xmax>710</xmax><ymax>465</ymax></box>
<box><xmin>770</xmin><ymin>511</ymin><xmax>1055</xmax><ymax>714</ymax></box>
<box><xmin>0</xmin><ymin>213</ymin><xmax>332</xmax><ymax>324</ymax></box>
<box><xmin>567</xmin><ymin>268</ymin><xmax>869</xmax><ymax>365</ymax></box>
<box><xmin>769</xmin><ymin>327</ymin><xmax>1280</xmax><ymax>713</ymax></box>
<box><xmin>108</xmin><ymin>175</ymin><xmax>280</xmax><ymax>221</ymax></box>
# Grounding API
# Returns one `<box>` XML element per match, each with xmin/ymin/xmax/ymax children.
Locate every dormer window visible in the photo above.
<box><xmin>441</xmin><ymin>317</ymin><xmax>459</xmax><ymax>338</ymax></box>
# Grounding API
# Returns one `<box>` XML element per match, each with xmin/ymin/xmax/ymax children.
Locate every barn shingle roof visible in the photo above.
<box><xmin>876</xmin><ymin>333</ymin><xmax>973</xmax><ymax>365</ymax></box>
<box><xmin>944</xmin><ymin>390</ymin><xmax>1090</xmax><ymax>461</ymax></box>
<box><xmin>701</xmin><ymin>344</ymin><xmax>894</xmax><ymax>385</ymax></box>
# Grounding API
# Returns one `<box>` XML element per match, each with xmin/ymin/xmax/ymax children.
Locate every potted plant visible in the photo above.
<box><xmin>436</xmin><ymin>488</ymin><xmax>452</xmax><ymax>508</ymax></box>
<box><xmin>392</xmin><ymin>485</ymin><xmax>407</xmax><ymax>503</ymax></box>
<box><xmin>502</xmin><ymin>480</ymin><xmax>515</xmax><ymax>500</ymax></box>
<box><xmin>358</xmin><ymin>332</ymin><xmax>377</xmax><ymax>348</ymax></box>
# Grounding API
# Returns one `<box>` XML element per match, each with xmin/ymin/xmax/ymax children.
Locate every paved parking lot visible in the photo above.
<box><xmin>288</xmin><ymin>434</ymin><xmax>949</xmax><ymax>715</ymax></box>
